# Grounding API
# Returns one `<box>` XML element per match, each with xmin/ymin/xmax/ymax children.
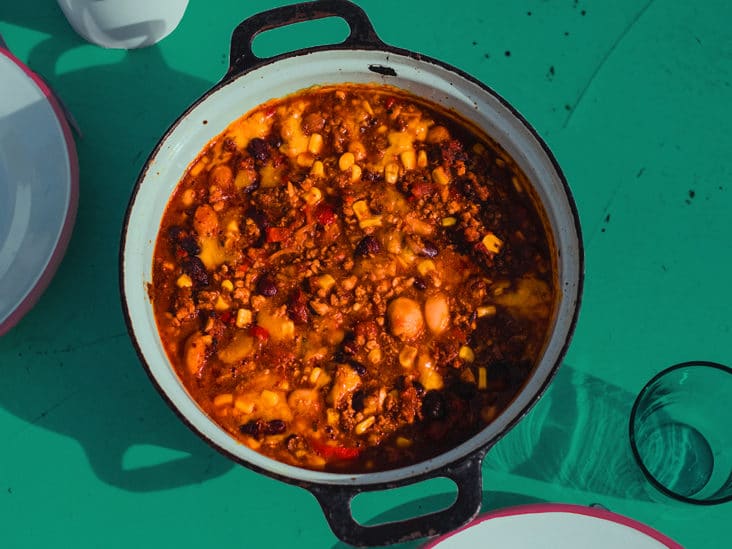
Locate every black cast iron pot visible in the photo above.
<box><xmin>120</xmin><ymin>1</ymin><xmax>583</xmax><ymax>545</ymax></box>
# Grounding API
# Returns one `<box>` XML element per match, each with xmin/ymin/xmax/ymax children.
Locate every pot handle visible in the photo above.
<box><xmin>307</xmin><ymin>449</ymin><xmax>485</xmax><ymax>547</ymax></box>
<box><xmin>226</xmin><ymin>0</ymin><xmax>387</xmax><ymax>80</ymax></box>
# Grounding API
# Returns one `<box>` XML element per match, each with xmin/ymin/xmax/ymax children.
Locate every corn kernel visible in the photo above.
<box><xmin>296</xmin><ymin>152</ymin><xmax>314</xmax><ymax>168</ymax></box>
<box><xmin>511</xmin><ymin>176</ymin><xmax>522</xmax><ymax>193</ymax></box>
<box><xmin>417</xmin><ymin>259</ymin><xmax>436</xmax><ymax>276</ymax></box>
<box><xmin>481</xmin><ymin>232</ymin><xmax>503</xmax><ymax>254</ymax></box>
<box><xmin>459</xmin><ymin>345</ymin><xmax>475</xmax><ymax>362</ymax></box>
<box><xmin>181</xmin><ymin>188</ymin><xmax>196</xmax><ymax>207</ymax></box>
<box><xmin>417</xmin><ymin>149</ymin><xmax>428</xmax><ymax>168</ymax></box>
<box><xmin>221</xmin><ymin>279</ymin><xmax>234</xmax><ymax>292</ymax></box>
<box><xmin>317</xmin><ymin>274</ymin><xmax>336</xmax><ymax>291</ymax></box>
<box><xmin>476</xmin><ymin>305</ymin><xmax>496</xmax><ymax>317</ymax></box>
<box><xmin>226</xmin><ymin>219</ymin><xmax>239</xmax><ymax>233</ymax></box>
<box><xmin>308</xmin><ymin>133</ymin><xmax>323</xmax><ymax>154</ymax></box>
<box><xmin>235</xmin><ymin>308</ymin><xmax>252</xmax><ymax>328</ymax></box>
<box><xmin>234</xmin><ymin>396</ymin><xmax>255</xmax><ymax>414</ymax></box>
<box><xmin>362</xmin><ymin>100</ymin><xmax>374</xmax><ymax>116</ymax></box>
<box><xmin>472</xmin><ymin>142</ymin><xmax>487</xmax><ymax>154</ymax></box>
<box><xmin>190</xmin><ymin>159</ymin><xmax>207</xmax><ymax>176</ymax></box>
<box><xmin>352</xmin><ymin>200</ymin><xmax>371</xmax><ymax>220</ymax></box>
<box><xmin>396</xmin><ymin>436</ymin><xmax>413</xmax><ymax>448</ymax></box>
<box><xmin>310</xmin><ymin>367</ymin><xmax>324</xmax><ymax>384</ymax></box>
<box><xmin>432</xmin><ymin>166</ymin><xmax>451</xmax><ymax>185</ymax></box>
<box><xmin>326</xmin><ymin>408</ymin><xmax>340</xmax><ymax>426</ymax></box>
<box><xmin>310</xmin><ymin>160</ymin><xmax>325</xmax><ymax>178</ymax></box>
<box><xmin>359</xmin><ymin>216</ymin><xmax>383</xmax><ymax>229</ymax></box>
<box><xmin>234</xmin><ymin>169</ymin><xmax>257</xmax><ymax>190</ymax></box>
<box><xmin>384</xmin><ymin>162</ymin><xmax>400</xmax><ymax>184</ymax></box>
<box><xmin>399</xmin><ymin>345</ymin><xmax>418</xmax><ymax>368</ymax></box>
<box><xmin>441</xmin><ymin>216</ymin><xmax>457</xmax><ymax>227</ymax></box>
<box><xmin>368</xmin><ymin>348</ymin><xmax>382</xmax><ymax>364</ymax></box>
<box><xmin>214</xmin><ymin>295</ymin><xmax>229</xmax><ymax>311</ymax></box>
<box><xmin>304</xmin><ymin>186</ymin><xmax>322</xmax><ymax>205</ymax></box>
<box><xmin>354</xmin><ymin>416</ymin><xmax>375</xmax><ymax>435</ymax></box>
<box><xmin>176</xmin><ymin>274</ymin><xmax>193</xmax><ymax>288</ymax></box>
<box><xmin>421</xmin><ymin>369</ymin><xmax>444</xmax><ymax>391</ymax></box>
<box><xmin>213</xmin><ymin>393</ymin><xmax>233</xmax><ymax>407</ymax></box>
<box><xmin>339</xmin><ymin>152</ymin><xmax>355</xmax><ymax>171</ymax></box>
<box><xmin>261</xmin><ymin>389</ymin><xmax>280</xmax><ymax>407</ymax></box>
<box><xmin>461</xmin><ymin>368</ymin><xmax>476</xmax><ymax>384</ymax></box>
<box><xmin>481</xmin><ymin>405</ymin><xmax>498</xmax><ymax>423</ymax></box>
<box><xmin>427</xmin><ymin>125</ymin><xmax>450</xmax><ymax>143</ymax></box>
<box><xmin>350</xmin><ymin>164</ymin><xmax>362</xmax><ymax>182</ymax></box>
<box><xmin>478</xmin><ymin>367</ymin><xmax>487</xmax><ymax>390</ymax></box>
<box><xmin>400</xmin><ymin>150</ymin><xmax>416</xmax><ymax>170</ymax></box>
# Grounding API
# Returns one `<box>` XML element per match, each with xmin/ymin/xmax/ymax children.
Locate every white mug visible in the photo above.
<box><xmin>57</xmin><ymin>0</ymin><xmax>189</xmax><ymax>49</ymax></box>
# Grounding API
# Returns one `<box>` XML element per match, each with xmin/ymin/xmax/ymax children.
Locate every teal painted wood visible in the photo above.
<box><xmin>1</xmin><ymin>1</ymin><xmax>731</xmax><ymax>547</ymax></box>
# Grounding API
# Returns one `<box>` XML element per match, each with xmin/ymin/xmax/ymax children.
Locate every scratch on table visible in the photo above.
<box><xmin>7</xmin><ymin>388</ymin><xmax>84</xmax><ymax>442</ymax></box>
<box><xmin>29</xmin><ymin>389</ymin><xmax>82</xmax><ymax>425</ymax></box>
<box><xmin>563</xmin><ymin>0</ymin><xmax>657</xmax><ymax>128</ymax></box>
<box><xmin>46</xmin><ymin>332</ymin><xmax>128</xmax><ymax>355</ymax></box>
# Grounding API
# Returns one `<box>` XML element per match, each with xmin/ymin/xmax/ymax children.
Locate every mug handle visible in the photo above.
<box><xmin>225</xmin><ymin>0</ymin><xmax>387</xmax><ymax>81</ymax></box>
<box><xmin>307</xmin><ymin>449</ymin><xmax>486</xmax><ymax>547</ymax></box>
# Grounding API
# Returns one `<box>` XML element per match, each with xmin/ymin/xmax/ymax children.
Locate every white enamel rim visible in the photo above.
<box><xmin>423</xmin><ymin>504</ymin><xmax>683</xmax><ymax>548</ymax></box>
<box><xmin>121</xmin><ymin>48</ymin><xmax>582</xmax><ymax>486</ymax></box>
<box><xmin>0</xmin><ymin>48</ymin><xmax>78</xmax><ymax>336</ymax></box>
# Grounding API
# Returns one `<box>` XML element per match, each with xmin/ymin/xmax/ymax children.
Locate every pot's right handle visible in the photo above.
<box><xmin>226</xmin><ymin>0</ymin><xmax>387</xmax><ymax>80</ymax></box>
<box><xmin>307</xmin><ymin>449</ymin><xmax>485</xmax><ymax>547</ymax></box>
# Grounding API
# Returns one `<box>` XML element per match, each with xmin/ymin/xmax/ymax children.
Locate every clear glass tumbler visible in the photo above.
<box><xmin>629</xmin><ymin>361</ymin><xmax>732</xmax><ymax>504</ymax></box>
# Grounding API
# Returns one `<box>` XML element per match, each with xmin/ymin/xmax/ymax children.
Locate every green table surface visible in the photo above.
<box><xmin>1</xmin><ymin>1</ymin><xmax>730</xmax><ymax>547</ymax></box>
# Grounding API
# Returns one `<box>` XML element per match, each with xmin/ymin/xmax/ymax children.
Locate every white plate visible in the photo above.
<box><xmin>424</xmin><ymin>504</ymin><xmax>683</xmax><ymax>549</ymax></box>
<box><xmin>0</xmin><ymin>48</ymin><xmax>78</xmax><ymax>335</ymax></box>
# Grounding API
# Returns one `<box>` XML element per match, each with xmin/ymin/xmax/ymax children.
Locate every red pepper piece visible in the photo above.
<box><xmin>250</xmin><ymin>325</ymin><xmax>269</xmax><ymax>341</ymax></box>
<box><xmin>314</xmin><ymin>203</ymin><xmax>335</xmax><ymax>226</ymax></box>
<box><xmin>265</xmin><ymin>226</ymin><xmax>291</xmax><ymax>243</ymax></box>
<box><xmin>219</xmin><ymin>311</ymin><xmax>234</xmax><ymax>324</ymax></box>
<box><xmin>310</xmin><ymin>439</ymin><xmax>362</xmax><ymax>460</ymax></box>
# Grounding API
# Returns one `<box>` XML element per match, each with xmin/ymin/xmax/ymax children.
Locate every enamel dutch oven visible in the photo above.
<box><xmin>120</xmin><ymin>1</ymin><xmax>583</xmax><ymax>545</ymax></box>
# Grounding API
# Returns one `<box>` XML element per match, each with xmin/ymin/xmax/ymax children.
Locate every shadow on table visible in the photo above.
<box><xmin>329</xmin><ymin>490</ymin><xmax>545</xmax><ymax>549</ymax></box>
<box><xmin>485</xmin><ymin>362</ymin><xmax>654</xmax><ymax>503</ymax></box>
<box><xmin>0</xmin><ymin>1</ymin><xmax>234</xmax><ymax>491</ymax></box>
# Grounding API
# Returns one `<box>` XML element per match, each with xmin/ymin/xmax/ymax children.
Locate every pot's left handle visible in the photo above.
<box><xmin>307</xmin><ymin>450</ymin><xmax>485</xmax><ymax>547</ymax></box>
<box><xmin>225</xmin><ymin>0</ymin><xmax>386</xmax><ymax>80</ymax></box>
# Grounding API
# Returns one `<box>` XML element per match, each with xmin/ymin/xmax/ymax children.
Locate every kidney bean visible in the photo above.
<box><xmin>412</xmin><ymin>380</ymin><xmax>425</xmax><ymax>396</ymax></box>
<box><xmin>413</xmin><ymin>277</ymin><xmax>427</xmax><ymax>291</ymax></box>
<box><xmin>239</xmin><ymin>420</ymin><xmax>260</xmax><ymax>436</ymax></box>
<box><xmin>422</xmin><ymin>390</ymin><xmax>446</xmax><ymax>420</ymax></box>
<box><xmin>452</xmin><ymin>380</ymin><xmax>478</xmax><ymax>400</ymax></box>
<box><xmin>263</xmin><ymin>419</ymin><xmax>286</xmax><ymax>435</ymax></box>
<box><xmin>181</xmin><ymin>256</ymin><xmax>209</xmax><ymax>286</ymax></box>
<box><xmin>354</xmin><ymin>235</ymin><xmax>380</xmax><ymax>257</ymax></box>
<box><xmin>247</xmin><ymin>137</ymin><xmax>270</xmax><ymax>162</ymax></box>
<box><xmin>420</xmin><ymin>239</ymin><xmax>439</xmax><ymax>258</ymax></box>
<box><xmin>247</xmin><ymin>206</ymin><xmax>270</xmax><ymax>231</ymax></box>
<box><xmin>351</xmin><ymin>390</ymin><xmax>365</xmax><ymax>412</ymax></box>
<box><xmin>256</xmin><ymin>275</ymin><xmax>277</xmax><ymax>297</ymax></box>
<box><xmin>347</xmin><ymin>359</ymin><xmax>367</xmax><ymax>376</ymax></box>
<box><xmin>287</xmin><ymin>289</ymin><xmax>310</xmax><ymax>324</ymax></box>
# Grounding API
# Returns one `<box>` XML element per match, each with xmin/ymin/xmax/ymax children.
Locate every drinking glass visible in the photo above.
<box><xmin>629</xmin><ymin>361</ymin><xmax>732</xmax><ymax>504</ymax></box>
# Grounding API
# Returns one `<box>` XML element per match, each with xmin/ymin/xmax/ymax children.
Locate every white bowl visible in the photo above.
<box><xmin>57</xmin><ymin>0</ymin><xmax>189</xmax><ymax>49</ymax></box>
<box><xmin>0</xmin><ymin>48</ymin><xmax>78</xmax><ymax>335</ymax></box>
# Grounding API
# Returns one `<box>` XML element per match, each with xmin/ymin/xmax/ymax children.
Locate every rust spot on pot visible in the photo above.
<box><xmin>368</xmin><ymin>64</ymin><xmax>397</xmax><ymax>77</ymax></box>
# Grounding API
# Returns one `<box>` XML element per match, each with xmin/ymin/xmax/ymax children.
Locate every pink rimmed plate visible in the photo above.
<box><xmin>424</xmin><ymin>504</ymin><xmax>683</xmax><ymax>548</ymax></box>
<box><xmin>0</xmin><ymin>47</ymin><xmax>78</xmax><ymax>335</ymax></box>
